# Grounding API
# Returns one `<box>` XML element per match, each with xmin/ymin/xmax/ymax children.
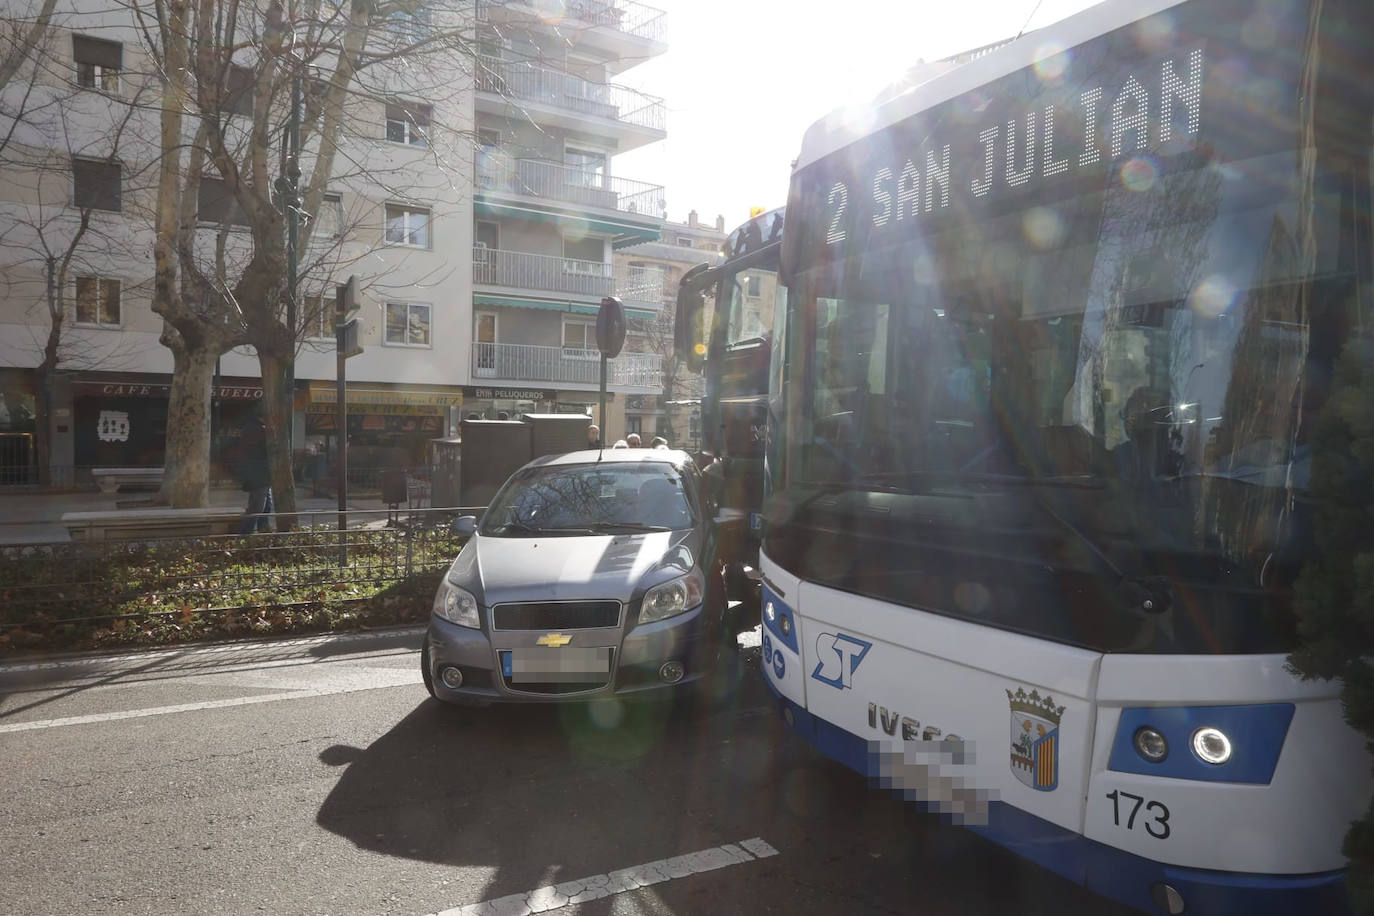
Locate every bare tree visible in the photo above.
<box><xmin>126</xmin><ymin>0</ymin><xmax>485</xmax><ymax>511</ymax></box>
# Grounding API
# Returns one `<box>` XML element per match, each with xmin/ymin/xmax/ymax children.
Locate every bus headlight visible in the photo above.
<box><xmin>1133</xmin><ymin>726</ymin><xmax>1168</xmax><ymax>762</ymax></box>
<box><xmin>1192</xmin><ymin>726</ymin><xmax>1232</xmax><ymax>764</ymax></box>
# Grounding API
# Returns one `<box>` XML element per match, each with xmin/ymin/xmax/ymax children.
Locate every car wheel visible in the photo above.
<box><xmin>420</xmin><ymin>634</ymin><xmax>437</xmax><ymax>699</ymax></box>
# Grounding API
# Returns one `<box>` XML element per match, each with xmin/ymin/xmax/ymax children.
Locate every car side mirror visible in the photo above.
<box><xmin>452</xmin><ymin>515</ymin><xmax>477</xmax><ymax>536</ymax></box>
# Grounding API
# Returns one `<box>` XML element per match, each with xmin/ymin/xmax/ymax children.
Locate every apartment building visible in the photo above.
<box><xmin>464</xmin><ymin>0</ymin><xmax>668</xmax><ymax>437</ymax></box>
<box><xmin>0</xmin><ymin>0</ymin><xmax>669</xmax><ymax>483</ymax></box>
<box><xmin>614</xmin><ymin>210</ymin><xmax>727</xmax><ymax>448</ymax></box>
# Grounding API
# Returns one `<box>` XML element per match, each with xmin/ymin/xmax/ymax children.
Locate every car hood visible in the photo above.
<box><xmin>451</xmin><ymin>528</ymin><xmax>702</xmax><ymax>607</ymax></box>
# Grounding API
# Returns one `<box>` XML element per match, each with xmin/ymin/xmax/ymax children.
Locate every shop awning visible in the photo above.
<box><xmin>473</xmin><ymin>199</ymin><xmax>661</xmax><ymax>248</ymax></box>
<box><xmin>473</xmin><ymin>293</ymin><xmax>657</xmax><ymax>321</ymax></box>
<box><xmin>305</xmin><ymin>382</ymin><xmax>462</xmax><ymax>408</ymax></box>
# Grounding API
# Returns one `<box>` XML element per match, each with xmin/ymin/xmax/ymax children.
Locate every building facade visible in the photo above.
<box><xmin>0</xmin><ymin>0</ymin><xmax>669</xmax><ymax>485</ymax></box>
<box><xmin>614</xmin><ymin>210</ymin><xmax>727</xmax><ymax>448</ymax></box>
<box><xmin>463</xmin><ymin>0</ymin><xmax>669</xmax><ymax>439</ymax></box>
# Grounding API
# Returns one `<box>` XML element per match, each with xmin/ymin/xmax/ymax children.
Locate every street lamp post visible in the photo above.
<box><xmin>274</xmin><ymin>71</ymin><xmax>302</xmax><ymax>523</ymax></box>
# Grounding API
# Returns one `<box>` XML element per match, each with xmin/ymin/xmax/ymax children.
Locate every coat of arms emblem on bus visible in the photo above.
<box><xmin>1007</xmin><ymin>687</ymin><xmax>1065</xmax><ymax>792</ymax></box>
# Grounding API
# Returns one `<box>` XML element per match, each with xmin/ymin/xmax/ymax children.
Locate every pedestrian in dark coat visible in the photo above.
<box><xmin>237</xmin><ymin>414</ymin><xmax>274</xmax><ymax>535</ymax></box>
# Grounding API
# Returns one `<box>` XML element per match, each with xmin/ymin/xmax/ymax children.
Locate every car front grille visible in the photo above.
<box><xmin>491</xmin><ymin>600</ymin><xmax>621</xmax><ymax>631</ymax></box>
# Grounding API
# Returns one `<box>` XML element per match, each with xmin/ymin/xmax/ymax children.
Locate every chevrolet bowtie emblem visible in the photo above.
<box><xmin>537</xmin><ymin>632</ymin><xmax>573</xmax><ymax>647</ymax></box>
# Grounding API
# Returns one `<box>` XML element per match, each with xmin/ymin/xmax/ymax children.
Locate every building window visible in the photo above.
<box><xmin>74</xmin><ymin>276</ymin><xmax>121</xmax><ymax>326</ymax></box>
<box><xmin>313</xmin><ymin>193</ymin><xmax>343</xmax><ymax>238</ymax></box>
<box><xmin>477</xmin><ymin>128</ymin><xmax>500</xmax><ymax>149</ymax></box>
<box><xmin>384</xmin><ymin>204</ymin><xmax>430</xmax><ymax>247</ymax></box>
<box><xmin>219</xmin><ymin>64</ymin><xmax>254</xmax><ymax>116</ymax></box>
<box><xmin>386</xmin><ymin>7</ymin><xmax>432</xmax><ymax>42</ymax></box>
<box><xmin>385</xmin><ymin>102</ymin><xmax>431</xmax><ymax>147</ymax></box>
<box><xmin>688</xmin><ymin>412</ymin><xmax>701</xmax><ymax>441</ymax></box>
<box><xmin>197</xmin><ymin>176</ymin><xmax>249</xmax><ymax>226</ymax></box>
<box><xmin>562</xmin><ymin>319</ymin><xmax>595</xmax><ymax>354</ymax></box>
<box><xmin>72</xmin><ymin>158</ymin><xmax>121</xmax><ymax>211</ymax></box>
<box><xmin>745</xmin><ymin>274</ymin><xmax>761</xmax><ymax>298</ymax></box>
<box><xmin>385</xmin><ymin>301</ymin><xmax>431</xmax><ymax>347</ymax></box>
<box><xmin>676</xmin><ymin>237</ymin><xmax>693</xmax><ymax>247</ymax></box>
<box><xmin>73</xmin><ymin>35</ymin><xmax>121</xmax><ymax>92</ymax></box>
<box><xmin>303</xmin><ymin>294</ymin><xmax>333</xmax><ymax>340</ymax></box>
<box><xmin>625</xmin><ymin>415</ymin><xmax>642</xmax><ymax>436</ymax></box>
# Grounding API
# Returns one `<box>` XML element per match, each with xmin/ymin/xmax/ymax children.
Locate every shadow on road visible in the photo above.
<box><xmin>315</xmin><ymin>666</ymin><xmax>793</xmax><ymax>912</ymax></box>
<box><xmin>315</xmin><ymin>662</ymin><xmax>1135</xmax><ymax>916</ymax></box>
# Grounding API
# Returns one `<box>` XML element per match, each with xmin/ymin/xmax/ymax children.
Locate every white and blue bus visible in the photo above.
<box><xmin>760</xmin><ymin>0</ymin><xmax>1373</xmax><ymax>913</ymax></box>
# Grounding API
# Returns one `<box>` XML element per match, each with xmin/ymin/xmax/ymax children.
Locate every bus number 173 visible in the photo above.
<box><xmin>1105</xmin><ymin>790</ymin><xmax>1171</xmax><ymax>840</ymax></box>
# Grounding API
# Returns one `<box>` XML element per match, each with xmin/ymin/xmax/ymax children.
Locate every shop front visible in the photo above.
<box><xmin>70</xmin><ymin>375</ymin><xmax>265</xmax><ymax>480</ymax></box>
<box><xmin>303</xmin><ymin>382</ymin><xmax>463</xmax><ymax>476</ymax></box>
<box><xmin>0</xmin><ymin>368</ymin><xmax>37</xmax><ymax>483</ymax></box>
<box><xmin>460</xmin><ymin>386</ymin><xmax>557</xmax><ymax>421</ymax></box>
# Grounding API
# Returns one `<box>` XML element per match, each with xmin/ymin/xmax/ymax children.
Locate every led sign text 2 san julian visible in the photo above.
<box><xmin>824</xmin><ymin>48</ymin><xmax>1204</xmax><ymax>246</ymax></box>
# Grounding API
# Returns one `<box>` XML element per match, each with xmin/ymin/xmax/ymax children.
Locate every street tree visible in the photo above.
<box><xmin>130</xmin><ymin>0</ymin><xmax>483</xmax><ymax>511</ymax></box>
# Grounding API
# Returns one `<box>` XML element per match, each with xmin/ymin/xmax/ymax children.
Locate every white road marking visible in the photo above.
<box><xmin>431</xmin><ymin>838</ymin><xmax>779</xmax><ymax>916</ymax></box>
<box><xmin>0</xmin><ymin>627</ymin><xmax>426</xmax><ymax>674</ymax></box>
<box><xmin>0</xmin><ymin>666</ymin><xmax>421</xmax><ymax>734</ymax></box>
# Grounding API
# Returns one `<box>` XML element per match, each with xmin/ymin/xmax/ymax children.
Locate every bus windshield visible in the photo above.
<box><xmin>768</xmin><ymin>0</ymin><xmax>1365</xmax><ymax>654</ymax></box>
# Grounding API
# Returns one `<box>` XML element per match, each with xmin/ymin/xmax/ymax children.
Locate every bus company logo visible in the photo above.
<box><xmin>1007</xmin><ymin>687</ymin><xmax>1065</xmax><ymax>792</ymax></box>
<box><xmin>811</xmin><ymin>632</ymin><xmax>872</xmax><ymax>690</ymax></box>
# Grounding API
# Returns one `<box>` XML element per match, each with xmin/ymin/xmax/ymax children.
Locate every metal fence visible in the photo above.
<box><xmin>0</xmin><ymin>507</ymin><xmax>479</xmax><ymax>654</ymax></box>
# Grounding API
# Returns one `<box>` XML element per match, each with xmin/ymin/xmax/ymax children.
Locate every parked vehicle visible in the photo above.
<box><xmin>421</xmin><ymin>448</ymin><xmax>742</xmax><ymax>708</ymax></box>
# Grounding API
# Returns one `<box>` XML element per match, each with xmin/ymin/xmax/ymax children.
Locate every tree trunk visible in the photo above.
<box><xmin>258</xmin><ymin>349</ymin><xmax>298</xmax><ymax>529</ymax></box>
<box><xmin>160</xmin><ymin>343</ymin><xmax>215</xmax><ymax>507</ymax></box>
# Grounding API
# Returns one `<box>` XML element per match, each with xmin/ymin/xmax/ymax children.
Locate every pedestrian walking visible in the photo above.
<box><xmin>586</xmin><ymin>424</ymin><xmax>602</xmax><ymax>449</ymax></box>
<box><xmin>626</xmin><ymin>432</ymin><xmax>642</xmax><ymax>448</ymax></box>
<box><xmin>236</xmin><ymin>413</ymin><xmax>274</xmax><ymax>535</ymax></box>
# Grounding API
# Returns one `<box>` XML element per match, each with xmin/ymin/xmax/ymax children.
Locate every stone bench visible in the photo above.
<box><xmin>92</xmin><ymin>467</ymin><xmax>164</xmax><ymax>495</ymax></box>
<box><xmin>61</xmin><ymin>507</ymin><xmax>246</xmax><ymax>541</ymax></box>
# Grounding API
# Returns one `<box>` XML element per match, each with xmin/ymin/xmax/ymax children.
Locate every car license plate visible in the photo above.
<box><xmin>501</xmin><ymin>648</ymin><xmax>612</xmax><ymax>683</ymax></box>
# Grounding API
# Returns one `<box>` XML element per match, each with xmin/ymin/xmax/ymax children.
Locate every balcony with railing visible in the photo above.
<box><xmin>473</xmin><ymin>342</ymin><xmax>662</xmax><ymax>390</ymax></box>
<box><xmin>476</xmin><ymin>155</ymin><xmax>665</xmax><ymax>220</ymax></box>
<box><xmin>473</xmin><ymin>247</ymin><xmax>665</xmax><ymax>308</ymax></box>
<box><xmin>476</xmin><ymin>55</ymin><xmax>666</xmax><ymax>136</ymax></box>
<box><xmin>476</xmin><ymin>0</ymin><xmax>667</xmax><ymax>44</ymax></box>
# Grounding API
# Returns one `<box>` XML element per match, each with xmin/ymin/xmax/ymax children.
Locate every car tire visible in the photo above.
<box><xmin>420</xmin><ymin>634</ymin><xmax>437</xmax><ymax>699</ymax></box>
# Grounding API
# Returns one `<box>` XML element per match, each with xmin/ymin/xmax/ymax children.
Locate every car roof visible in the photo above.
<box><xmin>525</xmin><ymin>448</ymin><xmax>693</xmax><ymax>471</ymax></box>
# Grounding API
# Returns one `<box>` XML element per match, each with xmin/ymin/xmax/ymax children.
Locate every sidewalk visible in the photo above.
<box><xmin>0</xmin><ymin>486</ymin><xmax>421</xmax><ymax>545</ymax></box>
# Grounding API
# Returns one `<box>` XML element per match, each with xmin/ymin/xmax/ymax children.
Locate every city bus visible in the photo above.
<box><xmin>759</xmin><ymin>0</ymin><xmax>1373</xmax><ymax>913</ymax></box>
<box><xmin>675</xmin><ymin>207</ymin><xmax>785</xmax><ymax>609</ymax></box>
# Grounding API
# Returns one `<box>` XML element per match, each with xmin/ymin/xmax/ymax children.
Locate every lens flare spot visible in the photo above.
<box><xmin>1032</xmin><ymin>43</ymin><xmax>1069</xmax><ymax>81</ymax></box>
<box><xmin>1120</xmin><ymin>156</ymin><xmax>1158</xmax><ymax>192</ymax></box>
<box><xmin>587</xmin><ymin>697</ymin><xmax>624</xmax><ymax>730</ymax></box>
<box><xmin>1134</xmin><ymin>13</ymin><xmax>1176</xmax><ymax>51</ymax></box>
<box><xmin>953</xmin><ymin>582</ymin><xmax>992</xmax><ymax>616</ymax></box>
<box><xmin>1022</xmin><ymin>207</ymin><xmax>1065</xmax><ymax>250</ymax></box>
<box><xmin>1190</xmin><ymin>275</ymin><xmax>1236</xmax><ymax>317</ymax></box>
<box><xmin>1241</xmin><ymin>13</ymin><xmax>1278</xmax><ymax>49</ymax></box>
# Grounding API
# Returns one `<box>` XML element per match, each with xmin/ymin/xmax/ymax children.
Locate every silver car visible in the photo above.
<box><xmin>421</xmin><ymin>449</ymin><xmax>741</xmax><ymax>707</ymax></box>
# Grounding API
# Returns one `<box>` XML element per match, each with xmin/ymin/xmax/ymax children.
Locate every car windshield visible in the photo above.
<box><xmin>481</xmin><ymin>462</ymin><xmax>694</xmax><ymax>536</ymax></box>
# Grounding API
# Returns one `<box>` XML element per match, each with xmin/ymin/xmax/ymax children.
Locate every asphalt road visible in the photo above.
<box><xmin>0</xmin><ymin>631</ymin><xmax>1138</xmax><ymax>916</ymax></box>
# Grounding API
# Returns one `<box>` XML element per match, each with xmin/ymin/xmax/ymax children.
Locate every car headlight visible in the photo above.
<box><xmin>433</xmin><ymin>575</ymin><xmax>480</xmax><ymax>628</ymax></box>
<box><xmin>639</xmin><ymin>570</ymin><xmax>704</xmax><ymax>624</ymax></box>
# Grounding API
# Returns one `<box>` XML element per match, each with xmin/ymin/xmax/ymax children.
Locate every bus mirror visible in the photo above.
<box><xmin>675</xmin><ymin>283</ymin><xmax>707</xmax><ymax>373</ymax></box>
